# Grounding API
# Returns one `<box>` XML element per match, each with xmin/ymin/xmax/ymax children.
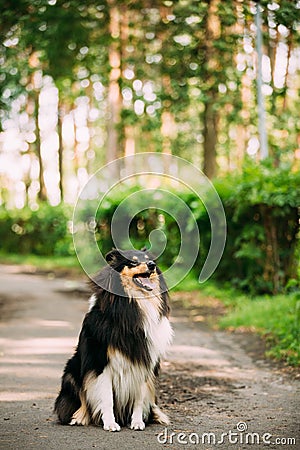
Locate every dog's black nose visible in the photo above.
<box><xmin>147</xmin><ymin>260</ymin><xmax>156</xmax><ymax>272</ymax></box>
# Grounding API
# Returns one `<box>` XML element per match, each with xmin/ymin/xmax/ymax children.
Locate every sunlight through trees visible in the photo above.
<box><xmin>0</xmin><ymin>1</ymin><xmax>299</xmax><ymax>207</ymax></box>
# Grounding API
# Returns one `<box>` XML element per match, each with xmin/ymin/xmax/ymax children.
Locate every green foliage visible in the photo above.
<box><xmin>222</xmin><ymin>160</ymin><xmax>300</xmax><ymax>209</ymax></box>
<box><xmin>92</xmin><ymin>185</ymin><xmax>189</xmax><ymax>267</ymax></box>
<box><xmin>0</xmin><ymin>203</ymin><xmax>74</xmax><ymax>256</ymax></box>
<box><xmin>219</xmin><ymin>292</ymin><xmax>300</xmax><ymax>366</ymax></box>
<box><xmin>77</xmin><ymin>163</ymin><xmax>300</xmax><ymax>295</ymax></box>
<box><xmin>0</xmin><ymin>163</ymin><xmax>299</xmax><ymax>296</ymax></box>
<box><xmin>214</xmin><ymin>161</ymin><xmax>300</xmax><ymax>294</ymax></box>
<box><xmin>1</xmin><ymin>0</ymin><xmax>299</xmax><ymax>173</ymax></box>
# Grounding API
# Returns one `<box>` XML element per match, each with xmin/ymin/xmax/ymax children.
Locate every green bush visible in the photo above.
<box><xmin>214</xmin><ymin>161</ymin><xmax>300</xmax><ymax>294</ymax></box>
<box><xmin>1</xmin><ymin>162</ymin><xmax>299</xmax><ymax>295</ymax></box>
<box><xmin>92</xmin><ymin>185</ymin><xmax>188</xmax><ymax>268</ymax></box>
<box><xmin>0</xmin><ymin>203</ymin><xmax>74</xmax><ymax>256</ymax></box>
<box><xmin>90</xmin><ymin>162</ymin><xmax>299</xmax><ymax>294</ymax></box>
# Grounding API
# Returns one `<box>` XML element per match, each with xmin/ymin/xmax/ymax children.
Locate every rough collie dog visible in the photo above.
<box><xmin>55</xmin><ymin>248</ymin><xmax>173</xmax><ymax>431</ymax></box>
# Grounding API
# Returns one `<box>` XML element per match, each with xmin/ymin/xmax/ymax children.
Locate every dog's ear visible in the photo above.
<box><xmin>105</xmin><ymin>248</ymin><xmax>121</xmax><ymax>264</ymax></box>
<box><xmin>141</xmin><ymin>246</ymin><xmax>156</xmax><ymax>261</ymax></box>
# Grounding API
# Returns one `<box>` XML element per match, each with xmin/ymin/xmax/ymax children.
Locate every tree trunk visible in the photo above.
<box><xmin>161</xmin><ymin>110</ymin><xmax>176</xmax><ymax>155</ymax></box>
<box><xmin>120</xmin><ymin>4</ymin><xmax>135</xmax><ymax>160</ymax></box>
<box><xmin>282</xmin><ymin>34</ymin><xmax>292</xmax><ymax>111</ymax></box>
<box><xmin>124</xmin><ymin>125</ymin><xmax>135</xmax><ymax>157</ymax></box>
<box><xmin>260</xmin><ymin>205</ymin><xmax>281</xmax><ymax>294</ymax></box>
<box><xmin>106</xmin><ymin>1</ymin><xmax>122</xmax><ymax>164</ymax></box>
<box><xmin>202</xmin><ymin>0</ymin><xmax>220</xmax><ymax>179</ymax></box>
<box><xmin>33</xmin><ymin>91</ymin><xmax>47</xmax><ymax>202</ymax></box>
<box><xmin>203</xmin><ymin>98</ymin><xmax>218</xmax><ymax>179</ymax></box>
<box><xmin>57</xmin><ymin>104</ymin><xmax>64</xmax><ymax>202</ymax></box>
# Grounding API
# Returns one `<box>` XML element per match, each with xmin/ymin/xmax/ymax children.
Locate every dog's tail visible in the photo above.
<box><xmin>150</xmin><ymin>404</ymin><xmax>170</xmax><ymax>425</ymax></box>
<box><xmin>54</xmin><ymin>361</ymin><xmax>81</xmax><ymax>425</ymax></box>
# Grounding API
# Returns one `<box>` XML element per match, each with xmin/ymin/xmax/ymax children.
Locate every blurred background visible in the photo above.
<box><xmin>0</xmin><ymin>1</ymin><xmax>299</xmax><ymax>365</ymax></box>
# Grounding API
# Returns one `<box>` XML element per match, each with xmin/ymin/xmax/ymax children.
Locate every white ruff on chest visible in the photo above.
<box><xmin>84</xmin><ymin>291</ymin><xmax>173</xmax><ymax>431</ymax></box>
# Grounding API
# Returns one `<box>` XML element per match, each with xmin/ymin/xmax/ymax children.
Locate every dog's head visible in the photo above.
<box><xmin>105</xmin><ymin>248</ymin><xmax>160</xmax><ymax>293</ymax></box>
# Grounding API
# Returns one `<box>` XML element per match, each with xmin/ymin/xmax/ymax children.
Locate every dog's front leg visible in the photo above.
<box><xmin>86</xmin><ymin>369</ymin><xmax>120</xmax><ymax>432</ymax></box>
<box><xmin>130</xmin><ymin>383</ymin><xmax>146</xmax><ymax>431</ymax></box>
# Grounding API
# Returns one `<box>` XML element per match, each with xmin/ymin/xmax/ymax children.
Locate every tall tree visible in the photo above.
<box><xmin>202</xmin><ymin>0</ymin><xmax>221</xmax><ymax>178</ymax></box>
<box><xmin>1</xmin><ymin>0</ymin><xmax>300</xmax><ymax>207</ymax></box>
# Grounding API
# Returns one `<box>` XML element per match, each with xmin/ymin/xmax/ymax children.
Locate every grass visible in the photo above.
<box><xmin>0</xmin><ymin>251</ymin><xmax>81</xmax><ymax>274</ymax></box>
<box><xmin>172</xmin><ymin>272</ymin><xmax>300</xmax><ymax>367</ymax></box>
<box><xmin>218</xmin><ymin>292</ymin><xmax>300</xmax><ymax>367</ymax></box>
<box><xmin>1</xmin><ymin>254</ymin><xmax>299</xmax><ymax>367</ymax></box>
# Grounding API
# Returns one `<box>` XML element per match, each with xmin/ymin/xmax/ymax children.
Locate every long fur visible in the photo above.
<box><xmin>54</xmin><ymin>249</ymin><xmax>173</xmax><ymax>431</ymax></box>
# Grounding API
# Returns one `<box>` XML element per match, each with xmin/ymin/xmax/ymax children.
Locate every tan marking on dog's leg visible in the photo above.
<box><xmin>147</xmin><ymin>377</ymin><xmax>156</xmax><ymax>403</ymax></box>
<box><xmin>69</xmin><ymin>390</ymin><xmax>90</xmax><ymax>426</ymax></box>
<box><xmin>146</xmin><ymin>376</ymin><xmax>170</xmax><ymax>425</ymax></box>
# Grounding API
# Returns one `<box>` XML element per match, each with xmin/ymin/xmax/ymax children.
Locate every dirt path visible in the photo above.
<box><xmin>0</xmin><ymin>265</ymin><xmax>299</xmax><ymax>450</ymax></box>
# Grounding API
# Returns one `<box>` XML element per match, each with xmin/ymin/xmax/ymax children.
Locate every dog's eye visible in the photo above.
<box><xmin>128</xmin><ymin>260</ymin><xmax>139</xmax><ymax>268</ymax></box>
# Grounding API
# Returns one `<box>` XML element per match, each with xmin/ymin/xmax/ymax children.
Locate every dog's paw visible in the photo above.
<box><xmin>70</xmin><ymin>418</ymin><xmax>84</xmax><ymax>426</ymax></box>
<box><xmin>69</xmin><ymin>407</ymin><xmax>90</xmax><ymax>426</ymax></box>
<box><xmin>103</xmin><ymin>421</ymin><xmax>121</xmax><ymax>432</ymax></box>
<box><xmin>130</xmin><ymin>420</ymin><xmax>145</xmax><ymax>431</ymax></box>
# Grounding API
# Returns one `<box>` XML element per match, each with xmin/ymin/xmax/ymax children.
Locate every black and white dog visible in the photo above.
<box><xmin>55</xmin><ymin>249</ymin><xmax>173</xmax><ymax>431</ymax></box>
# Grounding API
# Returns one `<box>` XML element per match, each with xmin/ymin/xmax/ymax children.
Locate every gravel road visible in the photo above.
<box><xmin>0</xmin><ymin>265</ymin><xmax>299</xmax><ymax>449</ymax></box>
